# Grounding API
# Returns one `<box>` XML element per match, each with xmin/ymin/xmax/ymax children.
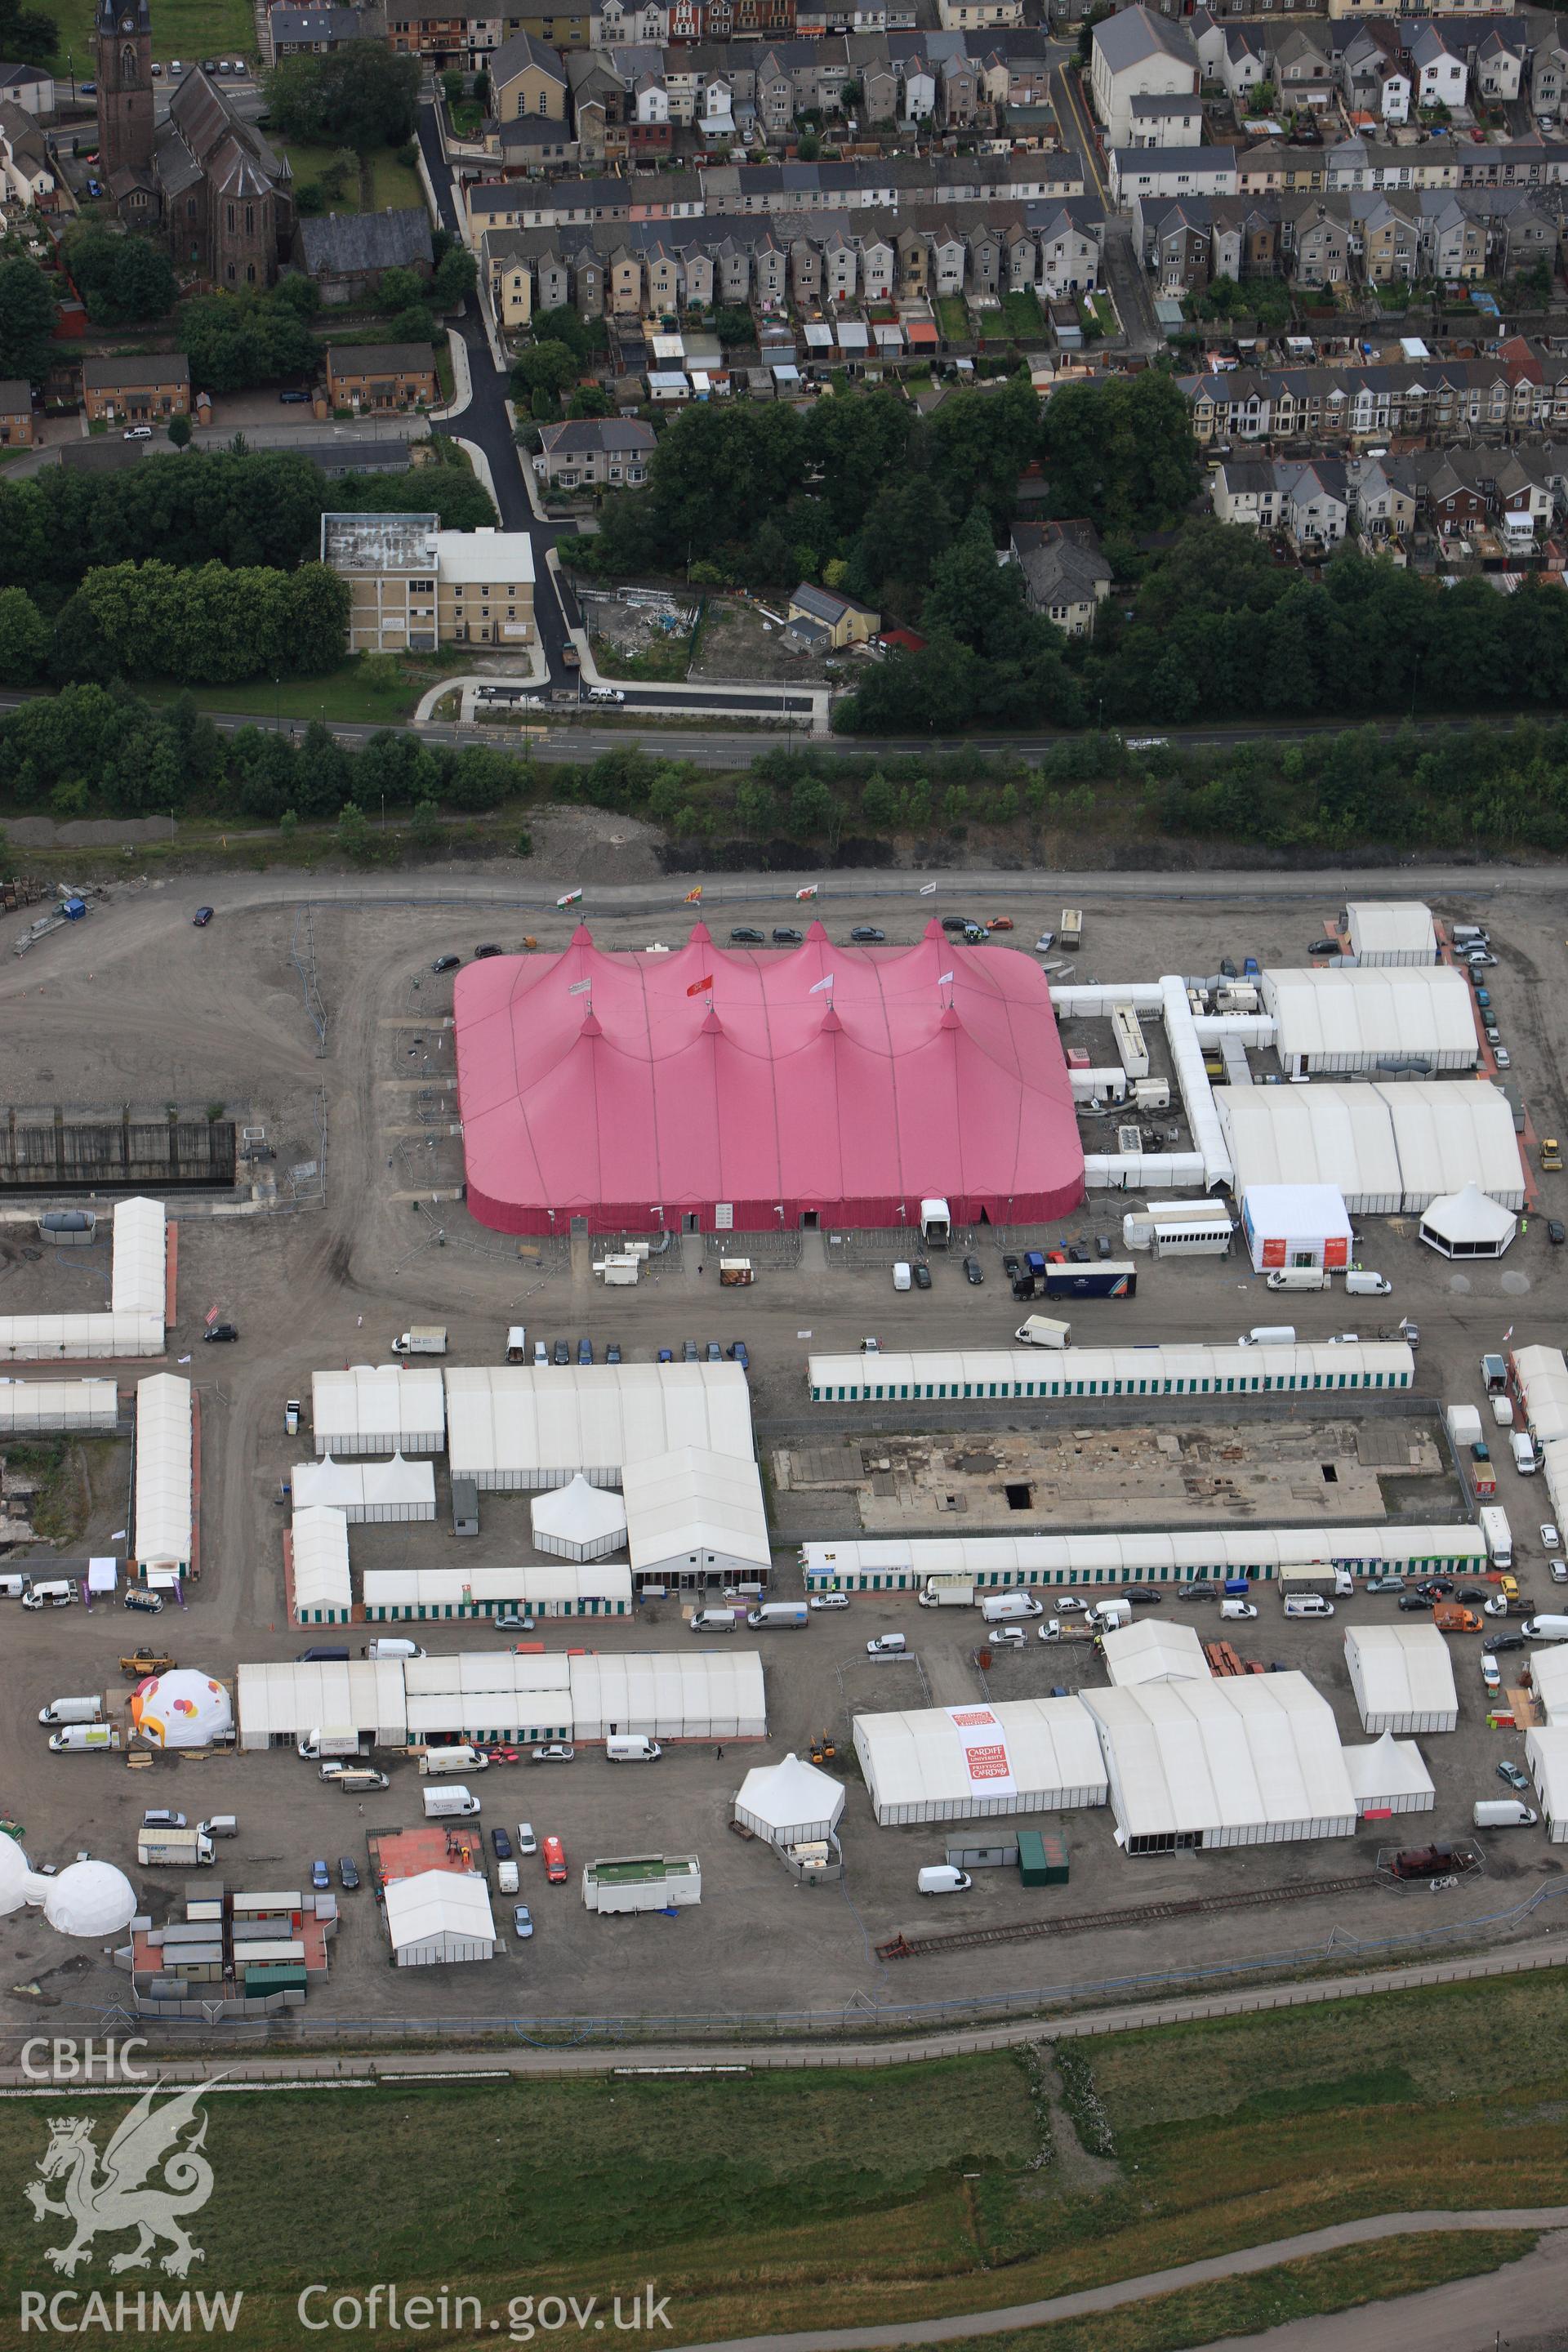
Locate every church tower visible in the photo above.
<box><xmin>96</xmin><ymin>0</ymin><xmax>154</xmax><ymax>180</ymax></box>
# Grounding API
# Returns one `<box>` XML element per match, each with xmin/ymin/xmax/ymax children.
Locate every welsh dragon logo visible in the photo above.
<box><xmin>24</xmin><ymin>2080</ymin><xmax>220</xmax><ymax>2276</ymax></box>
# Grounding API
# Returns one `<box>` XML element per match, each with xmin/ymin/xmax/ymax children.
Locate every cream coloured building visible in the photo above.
<box><xmin>321</xmin><ymin>514</ymin><xmax>536</xmax><ymax>653</ymax></box>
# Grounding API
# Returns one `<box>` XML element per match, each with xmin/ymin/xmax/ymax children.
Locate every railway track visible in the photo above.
<box><xmin>875</xmin><ymin>1870</ymin><xmax>1384</xmax><ymax>1959</ymax></box>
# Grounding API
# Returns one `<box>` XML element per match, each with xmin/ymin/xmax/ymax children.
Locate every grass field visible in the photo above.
<box><xmin>999</xmin><ymin>287</ymin><xmax>1047</xmax><ymax>340</ymax></box>
<box><xmin>278</xmin><ymin>140</ymin><xmax>425</xmax><ymax>214</ymax></box>
<box><xmin>3</xmin><ymin>1978</ymin><xmax>1565</xmax><ymax>2349</ymax></box>
<box><xmin>52</xmin><ymin>0</ymin><xmax>255</xmax><ymax>76</ymax></box>
<box><xmin>145</xmin><ymin>657</ymin><xmax>424</xmax><ymax>724</ymax></box>
<box><xmin>936</xmin><ymin>295</ymin><xmax>972</xmax><ymax>341</ymax></box>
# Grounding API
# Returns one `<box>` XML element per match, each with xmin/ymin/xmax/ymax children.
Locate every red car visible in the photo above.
<box><xmin>542</xmin><ymin>1833</ymin><xmax>567</xmax><ymax>1885</ymax></box>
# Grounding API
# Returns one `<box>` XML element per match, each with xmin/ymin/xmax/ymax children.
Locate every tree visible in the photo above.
<box><xmin>0</xmin><ymin>260</ymin><xmax>53</xmax><ymax>384</ymax></box>
<box><xmin>167</xmin><ymin>414</ymin><xmax>191</xmax><ymax>448</ymax></box>
<box><xmin>1076</xmin><ymin>2</ymin><xmax>1113</xmax><ymax>65</ymax></box>
<box><xmin>336</xmin><ymin>800</ymin><xmax>371</xmax><ymax>861</ymax></box>
<box><xmin>0</xmin><ymin>585</ymin><xmax>45</xmax><ymax>684</ymax></box>
<box><xmin>510</xmin><ymin>340</ymin><xmax>580</xmax><ymax>402</ymax></box>
<box><xmin>60</xmin><ymin>226</ymin><xmax>177</xmax><ymax>327</ymax></box>
<box><xmin>179</xmin><ymin>289</ymin><xmax>320</xmax><ymax>392</ymax></box>
<box><xmin>433</xmin><ymin>245</ymin><xmax>478</xmax><ymax>307</ymax></box>
<box><xmin>440</xmin><ymin>67</ymin><xmax>465</xmax><ymax>110</ymax></box>
<box><xmin>409</xmin><ymin>797</ymin><xmax>442</xmax><ymax>848</ymax></box>
<box><xmin>264</xmin><ymin>42</ymin><xmax>421</xmax><ymax>149</ymax></box>
<box><xmin>568</xmin><ymin>383</ymin><xmax>614</xmax><ymax>420</ymax></box>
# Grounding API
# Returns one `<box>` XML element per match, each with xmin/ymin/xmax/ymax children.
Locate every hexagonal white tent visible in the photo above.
<box><xmin>1418</xmin><ymin>1183</ymin><xmax>1517</xmax><ymax>1260</ymax></box>
<box><xmin>733</xmin><ymin>1753</ymin><xmax>845</xmax><ymax>1846</ymax></box>
<box><xmin>530</xmin><ymin>1474</ymin><xmax>628</xmax><ymax>1562</ymax></box>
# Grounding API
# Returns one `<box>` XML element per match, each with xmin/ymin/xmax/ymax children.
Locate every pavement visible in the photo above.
<box><xmin>657</xmin><ymin>2219</ymin><xmax>1568</xmax><ymax>2352</ymax></box>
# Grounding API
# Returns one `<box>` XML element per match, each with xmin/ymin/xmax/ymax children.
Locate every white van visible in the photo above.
<box><xmin>1523</xmin><ymin>1615</ymin><xmax>1568</xmax><ymax>1642</ymax></box>
<box><xmin>1511</xmin><ymin>1432</ymin><xmax>1539</xmax><ymax>1475</ymax></box>
<box><xmin>892</xmin><ymin>1261</ymin><xmax>912</xmax><ymax>1292</ymax></box>
<box><xmin>48</xmin><ymin>1724</ymin><xmax>116</xmax><ymax>1752</ymax></box>
<box><xmin>0</xmin><ymin>1571</ymin><xmax>31</xmax><ymax>1600</ymax></box>
<box><xmin>419</xmin><ymin>1744</ymin><xmax>485</xmax><ymax>1775</ymax></box>
<box><xmin>38</xmin><ymin>1696</ymin><xmax>103</xmax><ymax>1726</ymax></box>
<box><xmin>1265</xmin><ymin>1269</ymin><xmax>1327</xmax><ymax>1292</ymax></box>
<box><xmin>1284</xmin><ymin>1593</ymin><xmax>1334</xmax><ymax>1618</ymax></box>
<box><xmin>198</xmin><ymin>1815</ymin><xmax>238</xmax><ymax>1838</ymax></box>
<box><xmin>1492</xmin><ymin>1396</ymin><xmax>1516</xmax><ymax>1428</ymax></box>
<box><xmin>1473</xmin><ymin>1799</ymin><xmax>1538</xmax><ymax>1828</ymax></box>
<box><xmin>1241</xmin><ymin>1325</ymin><xmax>1296</xmax><ymax>1347</ymax></box>
<box><xmin>690</xmin><ymin>1609</ymin><xmax>737</xmax><ymax>1633</ymax></box>
<box><xmin>506</xmin><ymin>1326</ymin><xmax>528</xmax><ymax>1363</ymax></box>
<box><xmin>335</xmin><ymin>1768</ymin><xmax>390</xmax><ymax>1793</ymax></box>
<box><xmin>1219</xmin><ymin>1600</ymin><xmax>1258</xmax><ymax>1621</ymax></box>
<box><xmin>21</xmin><ymin>1580</ymin><xmax>74</xmax><ymax>1609</ymax></box>
<box><xmin>606</xmin><ymin>1735</ymin><xmax>662</xmax><ymax>1762</ymax></box>
<box><xmin>422</xmin><ymin>1784</ymin><xmax>481</xmax><ymax>1818</ymax></box>
<box><xmin>917</xmin><ymin>1865</ymin><xmax>972</xmax><ymax>1895</ymax></box>
<box><xmin>366</xmin><ymin>1638</ymin><xmax>425</xmax><ymax>1660</ymax></box>
<box><xmin>1344</xmin><ymin>1271</ymin><xmax>1392</xmax><ymax>1297</ymax></box>
<box><xmin>981</xmin><ymin>1593</ymin><xmax>1043</xmax><ymax>1623</ymax></box>
<box><xmin>496</xmin><ymin>1859</ymin><xmax>520</xmax><ymax>1895</ymax></box>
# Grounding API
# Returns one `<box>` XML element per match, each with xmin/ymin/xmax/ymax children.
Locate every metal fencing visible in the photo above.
<box><xmin>289</xmin><ymin>904</ymin><xmax>327</xmax><ymax>1058</ymax></box>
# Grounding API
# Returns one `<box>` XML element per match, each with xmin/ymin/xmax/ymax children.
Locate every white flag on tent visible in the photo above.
<box><xmin>808</xmin><ymin>973</ymin><xmax>835</xmax><ymax>996</ymax></box>
<box><xmin>568</xmin><ymin>978</ymin><xmax>592</xmax><ymax>996</ymax></box>
<box><xmin>938</xmin><ymin>971</ymin><xmax>954</xmax><ymax>985</ymax></box>
<box><xmin>557</xmin><ymin>889</ymin><xmax>583</xmax><ymax>909</ymax></box>
<box><xmin>920</xmin><ymin>882</ymin><xmax>938</xmax><ymax>895</ymax></box>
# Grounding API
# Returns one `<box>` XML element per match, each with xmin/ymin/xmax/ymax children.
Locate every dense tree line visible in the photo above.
<box><xmin>264</xmin><ymin>42</ymin><xmax>421</xmax><ymax>150</ymax></box>
<box><xmin>60</xmin><ymin>226</ymin><xmax>178</xmax><ymax>328</ymax></box>
<box><xmin>47</xmin><ymin>559</ymin><xmax>349</xmax><ymax>687</ymax></box>
<box><xmin>835</xmin><ymin>521</ymin><xmax>1568</xmax><ymax>736</ymax></box>
<box><xmin>0</xmin><ymin>446</ymin><xmax>494</xmax><ymax>608</ymax></box>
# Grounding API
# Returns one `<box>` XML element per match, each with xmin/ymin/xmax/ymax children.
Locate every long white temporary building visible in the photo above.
<box><xmin>361</xmin><ymin>1560</ymin><xmax>634</xmax><ymax>1618</ymax></box>
<box><xmin>385</xmin><ymin>1872</ymin><xmax>497</xmax><ymax>1967</ymax></box>
<box><xmin>1217</xmin><ymin>1081</ymin><xmax>1523</xmax><ymax>1214</ymax></box>
<box><xmin>801</xmin><ymin>1524</ymin><xmax>1487</xmax><ymax>1594</ymax></box>
<box><xmin>1528</xmin><ymin>1643</ymin><xmax>1568</xmax><ymax>1726</ymax></box>
<box><xmin>1526</xmin><ymin>1726</ymin><xmax>1568</xmax><ymax>1840</ymax></box>
<box><xmin>1419</xmin><ymin>1183</ymin><xmax>1517</xmax><ymax>1259</ymax></box>
<box><xmin>0</xmin><ymin>1379</ymin><xmax>118</xmax><ymax>1434</ymax></box>
<box><xmin>620</xmin><ymin>1445</ymin><xmax>770</xmax><ymax>1586</ymax></box>
<box><xmin>733</xmin><ymin>1752</ymin><xmax>845</xmax><ymax>1845</ymax></box>
<box><xmin>0</xmin><ymin>1194</ymin><xmax>167</xmax><ymax>1361</ymax></box>
<box><xmin>133</xmin><ymin>1372</ymin><xmax>192</xmax><ymax>1578</ymax></box>
<box><xmin>289</xmin><ymin>1505</ymin><xmax>351</xmax><ymax>1624</ymax></box>
<box><xmin>236</xmin><ymin>1657</ymin><xmax>410</xmax><ymax>1749</ymax></box>
<box><xmin>853</xmin><ymin>1698</ymin><xmax>1107</xmax><ymax>1826</ymax></box>
<box><xmin>310</xmin><ymin>1365</ymin><xmax>446</xmax><ymax>1457</ymax></box>
<box><xmin>1512</xmin><ymin>1348</ymin><xmax>1568</xmax><ymax>1548</ymax></box>
<box><xmin>110</xmin><ymin>1197</ymin><xmax>167</xmax><ymax>1317</ymax></box>
<box><xmin>291</xmin><ymin>1454</ymin><xmax>435</xmax><ymax>1523</ymax></box>
<box><xmin>444</xmin><ymin>1362</ymin><xmax>755</xmax><ymax>1490</ymax></box>
<box><xmin>1343</xmin><ymin>1728</ymin><xmax>1436</xmax><ymax>1816</ymax></box>
<box><xmin>237</xmin><ymin>1648</ymin><xmax>764</xmax><ymax>1748</ymax></box>
<box><xmin>1344</xmin><ymin>901</ymin><xmax>1437</xmax><ymax>967</ymax></box>
<box><xmin>1343</xmin><ymin>1623</ymin><xmax>1458</xmax><ymax>1734</ymax></box>
<box><xmin>530</xmin><ymin>1474</ymin><xmax>629</xmax><ymax>1562</ymax></box>
<box><xmin>1080</xmin><ymin>1674</ymin><xmax>1358</xmax><ymax>1852</ymax></box>
<box><xmin>808</xmin><ymin>1340</ymin><xmax>1414</xmax><ymax>1403</ymax></box>
<box><xmin>1102</xmin><ymin>1619</ymin><xmax>1209</xmax><ymax>1686</ymax></box>
<box><xmin>1261</xmin><ymin>966</ymin><xmax>1477</xmax><ymax>1076</ymax></box>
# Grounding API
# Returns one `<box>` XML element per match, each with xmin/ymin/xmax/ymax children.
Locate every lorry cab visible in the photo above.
<box><xmin>919</xmin><ymin>1197</ymin><xmax>951</xmax><ymax>1248</ymax></box>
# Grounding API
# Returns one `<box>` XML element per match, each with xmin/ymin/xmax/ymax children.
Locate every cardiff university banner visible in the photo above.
<box><xmin>945</xmin><ymin>1704</ymin><xmax>1017</xmax><ymax>1800</ymax></box>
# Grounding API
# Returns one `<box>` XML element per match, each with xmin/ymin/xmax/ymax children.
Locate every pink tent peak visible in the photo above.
<box><xmin>570</xmin><ymin>923</ymin><xmax>594</xmax><ymax>947</ymax></box>
<box><xmin>804</xmin><ymin>918</ymin><xmax>830</xmax><ymax>942</ymax></box>
<box><xmin>688</xmin><ymin>920</ymin><xmax>712</xmax><ymax>946</ymax></box>
<box><xmin>922</xmin><ymin>917</ymin><xmax>943</xmax><ymax>940</ymax></box>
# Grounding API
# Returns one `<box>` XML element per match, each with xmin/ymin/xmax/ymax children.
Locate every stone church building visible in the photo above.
<box><xmin>96</xmin><ymin>0</ymin><xmax>293</xmax><ymax>286</ymax></box>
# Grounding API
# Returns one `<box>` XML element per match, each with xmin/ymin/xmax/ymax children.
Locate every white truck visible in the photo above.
<box><xmin>918</xmin><ymin>1579</ymin><xmax>975</xmax><ymax>1609</ymax></box>
<box><xmin>1446</xmin><ymin>1403</ymin><xmax>1484</xmax><ymax>1448</ymax></box>
<box><xmin>1015</xmin><ymin>1314</ymin><xmax>1071</xmax><ymax>1349</ymax></box>
<box><xmin>297</xmin><ymin>1728</ymin><xmax>362</xmax><ymax>1761</ymax></box>
<box><xmin>419</xmin><ymin>1744</ymin><xmax>488</xmax><ymax>1775</ymax></box>
<box><xmin>919</xmin><ymin>1197</ymin><xmax>951</xmax><ymax>1248</ymax></box>
<box><xmin>391</xmin><ymin>1325</ymin><xmax>448</xmax><ymax>1356</ymax></box>
<box><xmin>1480</xmin><ymin>1505</ymin><xmax>1513</xmax><ymax>1567</ymax></box>
<box><xmin>746</xmin><ymin>1602</ymin><xmax>808</xmax><ymax>1629</ymax></box>
<box><xmin>137</xmin><ymin>1827</ymin><xmax>215</xmax><ymax>1868</ymax></box>
<box><xmin>422</xmin><ymin>1785</ymin><xmax>481</xmax><ymax>1818</ymax></box>
<box><xmin>1086</xmin><ymin>1598</ymin><xmax>1132</xmax><ymax>1633</ymax></box>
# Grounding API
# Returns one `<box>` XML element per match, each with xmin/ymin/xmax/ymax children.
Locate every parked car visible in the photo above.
<box><xmin>531</xmin><ymin>1744</ymin><xmax>575</xmax><ymax>1764</ymax></box>
<box><xmin>809</xmin><ymin>1592</ymin><xmax>850</xmax><ymax>1610</ymax></box>
<box><xmin>1414</xmin><ymin>1579</ymin><xmax>1455</xmax><ymax>1598</ymax></box>
<box><xmin>772</xmin><ymin>927</ymin><xmax>802</xmax><ymax>946</ymax></box>
<box><xmin>513</xmin><ymin>1904</ymin><xmax>534</xmax><ymax>1939</ymax></box>
<box><xmin>1474</xmin><ymin>988</ymin><xmax>1491</xmax><ymax>1009</ymax></box>
<box><xmin>729</xmin><ymin>927</ymin><xmax>764</xmax><ymax>944</ymax></box>
<box><xmin>1481</xmin><ymin>1654</ymin><xmax>1502</xmax><ymax>1690</ymax></box>
<box><xmin>1549</xmin><ymin>1221</ymin><xmax>1566</xmax><ymax>1247</ymax></box>
<box><xmin>682</xmin><ymin>1339</ymin><xmax>699</xmax><ymax>1362</ymax></box>
<box><xmin>432</xmin><ymin>953</ymin><xmax>461</xmax><ymax>973</ymax></box>
<box><xmin>474</xmin><ymin>943</ymin><xmax>503</xmax><ymax>960</ymax></box>
<box><xmin>986</xmin><ymin>916</ymin><xmax>1013</xmax><ymax>932</ymax></box>
<box><xmin>496</xmin><ymin>1613</ymin><xmax>536</xmax><ymax>1632</ymax></box>
<box><xmin>551</xmin><ymin>1339</ymin><xmax>569</xmax><ymax>1365</ymax></box>
<box><xmin>728</xmin><ymin>1339</ymin><xmax>749</xmax><ymax>1365</ymax></box>
<box><xmin>1485</xmin><ymin>1633</ymin><xmax>1527</xmax><ymax>1653</ymax></box>
<box><xmin>849</xmin><ymin>926</ymin><xmax>885</xmax><ymax>943</ymax></box>
<box><xmin>491</xmin><ymin>1826</ymin><xmax>513</xmax><ymax>1861</ymax></box>
<box><xmin>1034</xmin><ymin>932</ymin><xmax>1055</xmax><ymax>954</ymax></box>
<box><xmin>1495</xmin><ymin>1048</ymin><xmax>1512</xmax><ymax>1069</ymax></box>
<box><xmin>338</xmin><ymin>1857</ymin><xmax>359</xmax><ymax>1890</ymax></box>
<box><xmin>193</xmin><ymin>906</ymin><xmax>214</xmax><ymax>926</ymax></box>
<box><xmin>203</xmin><ymin>1323</ymin><xmax>238</xmax><ymax>1343</ymax></box>
<box><xmin>963</xmin><ymin>1255</ymin><xmax>983</xmax><ymax>1285</ymax></box>
<box><xmin>122</xmin><ymin>425</ymin><xmax>152</xmax><ymax>439</ymax></box>
<box><xmin>1542</xmin><ymin>1523</ymin><xmax>1561</xmax><ymax>1552</ymax></box>
<box><xmin>142</xmin><ymin>1810</ymin><xmax>185</xmax><ymax>1831</ymax></box>
<box><xmin>310</xmin><ymin>1859</ymin><xmax>330</xmax><ymax>1890</ymax></box>
<box><xmin>1552</xmin><ymin>1561</ymin><xmax>1568</xmax><ymax>1584</ymax></box>
<box><xmin>941</xmin><ymin>915</ymin><xmax>976</xmax><ymax>934</ymax></box>
<box><xmin>278</xmin><ymin>387</ymin><xmax>310</xmax><ymax>403</ymax></box>
<box><xmin>577</xmin><ymin>1337</ymin><xmax>594</xmax><ymax>1365</ymax></box>
<box><xmin>1366</xmin><ymin>1575</ymin><xmax>1405</xmax><ymax>1592</ymax></box>
<box><xmin>1124</xmin><ymin>1588</ymin><xmax>1164</xmax><ymax>1606</ymax></box>
<box><xmin>866</xmin><ymin>1633</ymin><xmax>906</xmax><ymax>1655</ymax></box>
<box><xmin>516</xmin><ymin>1822</ymin><xmax>537</xmax><ymax>1855</ymax></box>
<box><xmin>705</xmin><ymin>1340</ymin><xmax>722</xmax><ymax>1361</ymax></box>
<box><xmin>605</xmin><ymin>1341</ymin><xmax>621</xmax><ymax>1365</ymax></box>
<box><xmin>542</xmin><ymin>1834</ymin><xmax>567</xmax><ymax>1883</ymax></box>
<box><xmin>1397</xmin><ymin>1593</ymin><xmax>1431</xmax><ymax>1612</ymax></box>
<box><xmin>1218</xmin><ymin>956</ymin><xmax>1237</xmax><ymax>980</ymax></box>
<box><xmin>1178</xmin><ymin>1584</ymin><xmax>1218</xmax><ymax>1602</ymax></box>
<box><xmin>1497</xmin><ymin>1760</ymin><xmax>1530</xmax><ymax>1790</ymax></box>
<box><xmin>912</xmin><ymin>1263</ymin><xmax>932</xmax><ymax>1290</ymax></box>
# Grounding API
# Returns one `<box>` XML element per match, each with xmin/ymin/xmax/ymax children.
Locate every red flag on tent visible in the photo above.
<box><xmin>684</xmin><ymin>886</ymin><xmax>703</xmax><ymax>904</ymax></box>
<box><xmin>686</xmin><ymin>973</ymin><xmax>714</xmax><ymax>996</ymax></box>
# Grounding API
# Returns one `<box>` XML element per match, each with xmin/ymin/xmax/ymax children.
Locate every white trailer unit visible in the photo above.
<box><xmin>581</xmin><ymin>1853</ymin><xmax>701</xmax><ymax>1913</ymax></box>
<box><xmin>1141</xmin><ymin>1200</ymin><xmax>1235</xmax><ymax>1259</ymax></box>
<box><xmin>1479</xmin><ymin>1505</ymin><xmax>1513</xmax><ymax>1567</ymax></box>
<box><xmin>1111</xmin><ymin>1004</ymin><xmax>1151</xmax><ymax>1082</ymax></box>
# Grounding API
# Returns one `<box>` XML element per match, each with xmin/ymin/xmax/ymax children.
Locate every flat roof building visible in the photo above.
<box><xmin>320</xmin><ymin>515</ymin><xmax>536</xmax><ymax>653</ymax></box>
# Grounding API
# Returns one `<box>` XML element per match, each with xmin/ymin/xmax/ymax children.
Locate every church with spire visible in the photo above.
<box><xmin>95</xmin><ymin>0</ymin><xmax>292</xmax><ymax>287</ymax></box>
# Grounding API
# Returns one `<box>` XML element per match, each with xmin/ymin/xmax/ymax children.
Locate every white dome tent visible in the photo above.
<box><xmin>130</xmin><ymin>1670</ymin><xmax>234</xmax><ymax>1749</ymax></box>
<box><xmin>529</xmin><ymin>1474</ymin><xmax>628</xmax><ymax>1563</ymax></box>
<box><xmin>43</xmin><ymin>1859</ymin><xmax>137</xmax><ymax>1936</ymax></box>
<box><xmin>733</xmin><ymin>1753</ymin><xmax>845</xmax><ymax>1846</ymax></box>
<box><xmin>1418</xmin><ymin>1182</ymin><xmax>1517</xmax><ymax>1260</ymax></box>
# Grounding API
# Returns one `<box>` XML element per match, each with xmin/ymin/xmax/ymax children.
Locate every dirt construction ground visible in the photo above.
<box><xmin>0</xmin><ymin>866</ymin><xmax>1564</xmax><ymax>2036</ymax></box>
